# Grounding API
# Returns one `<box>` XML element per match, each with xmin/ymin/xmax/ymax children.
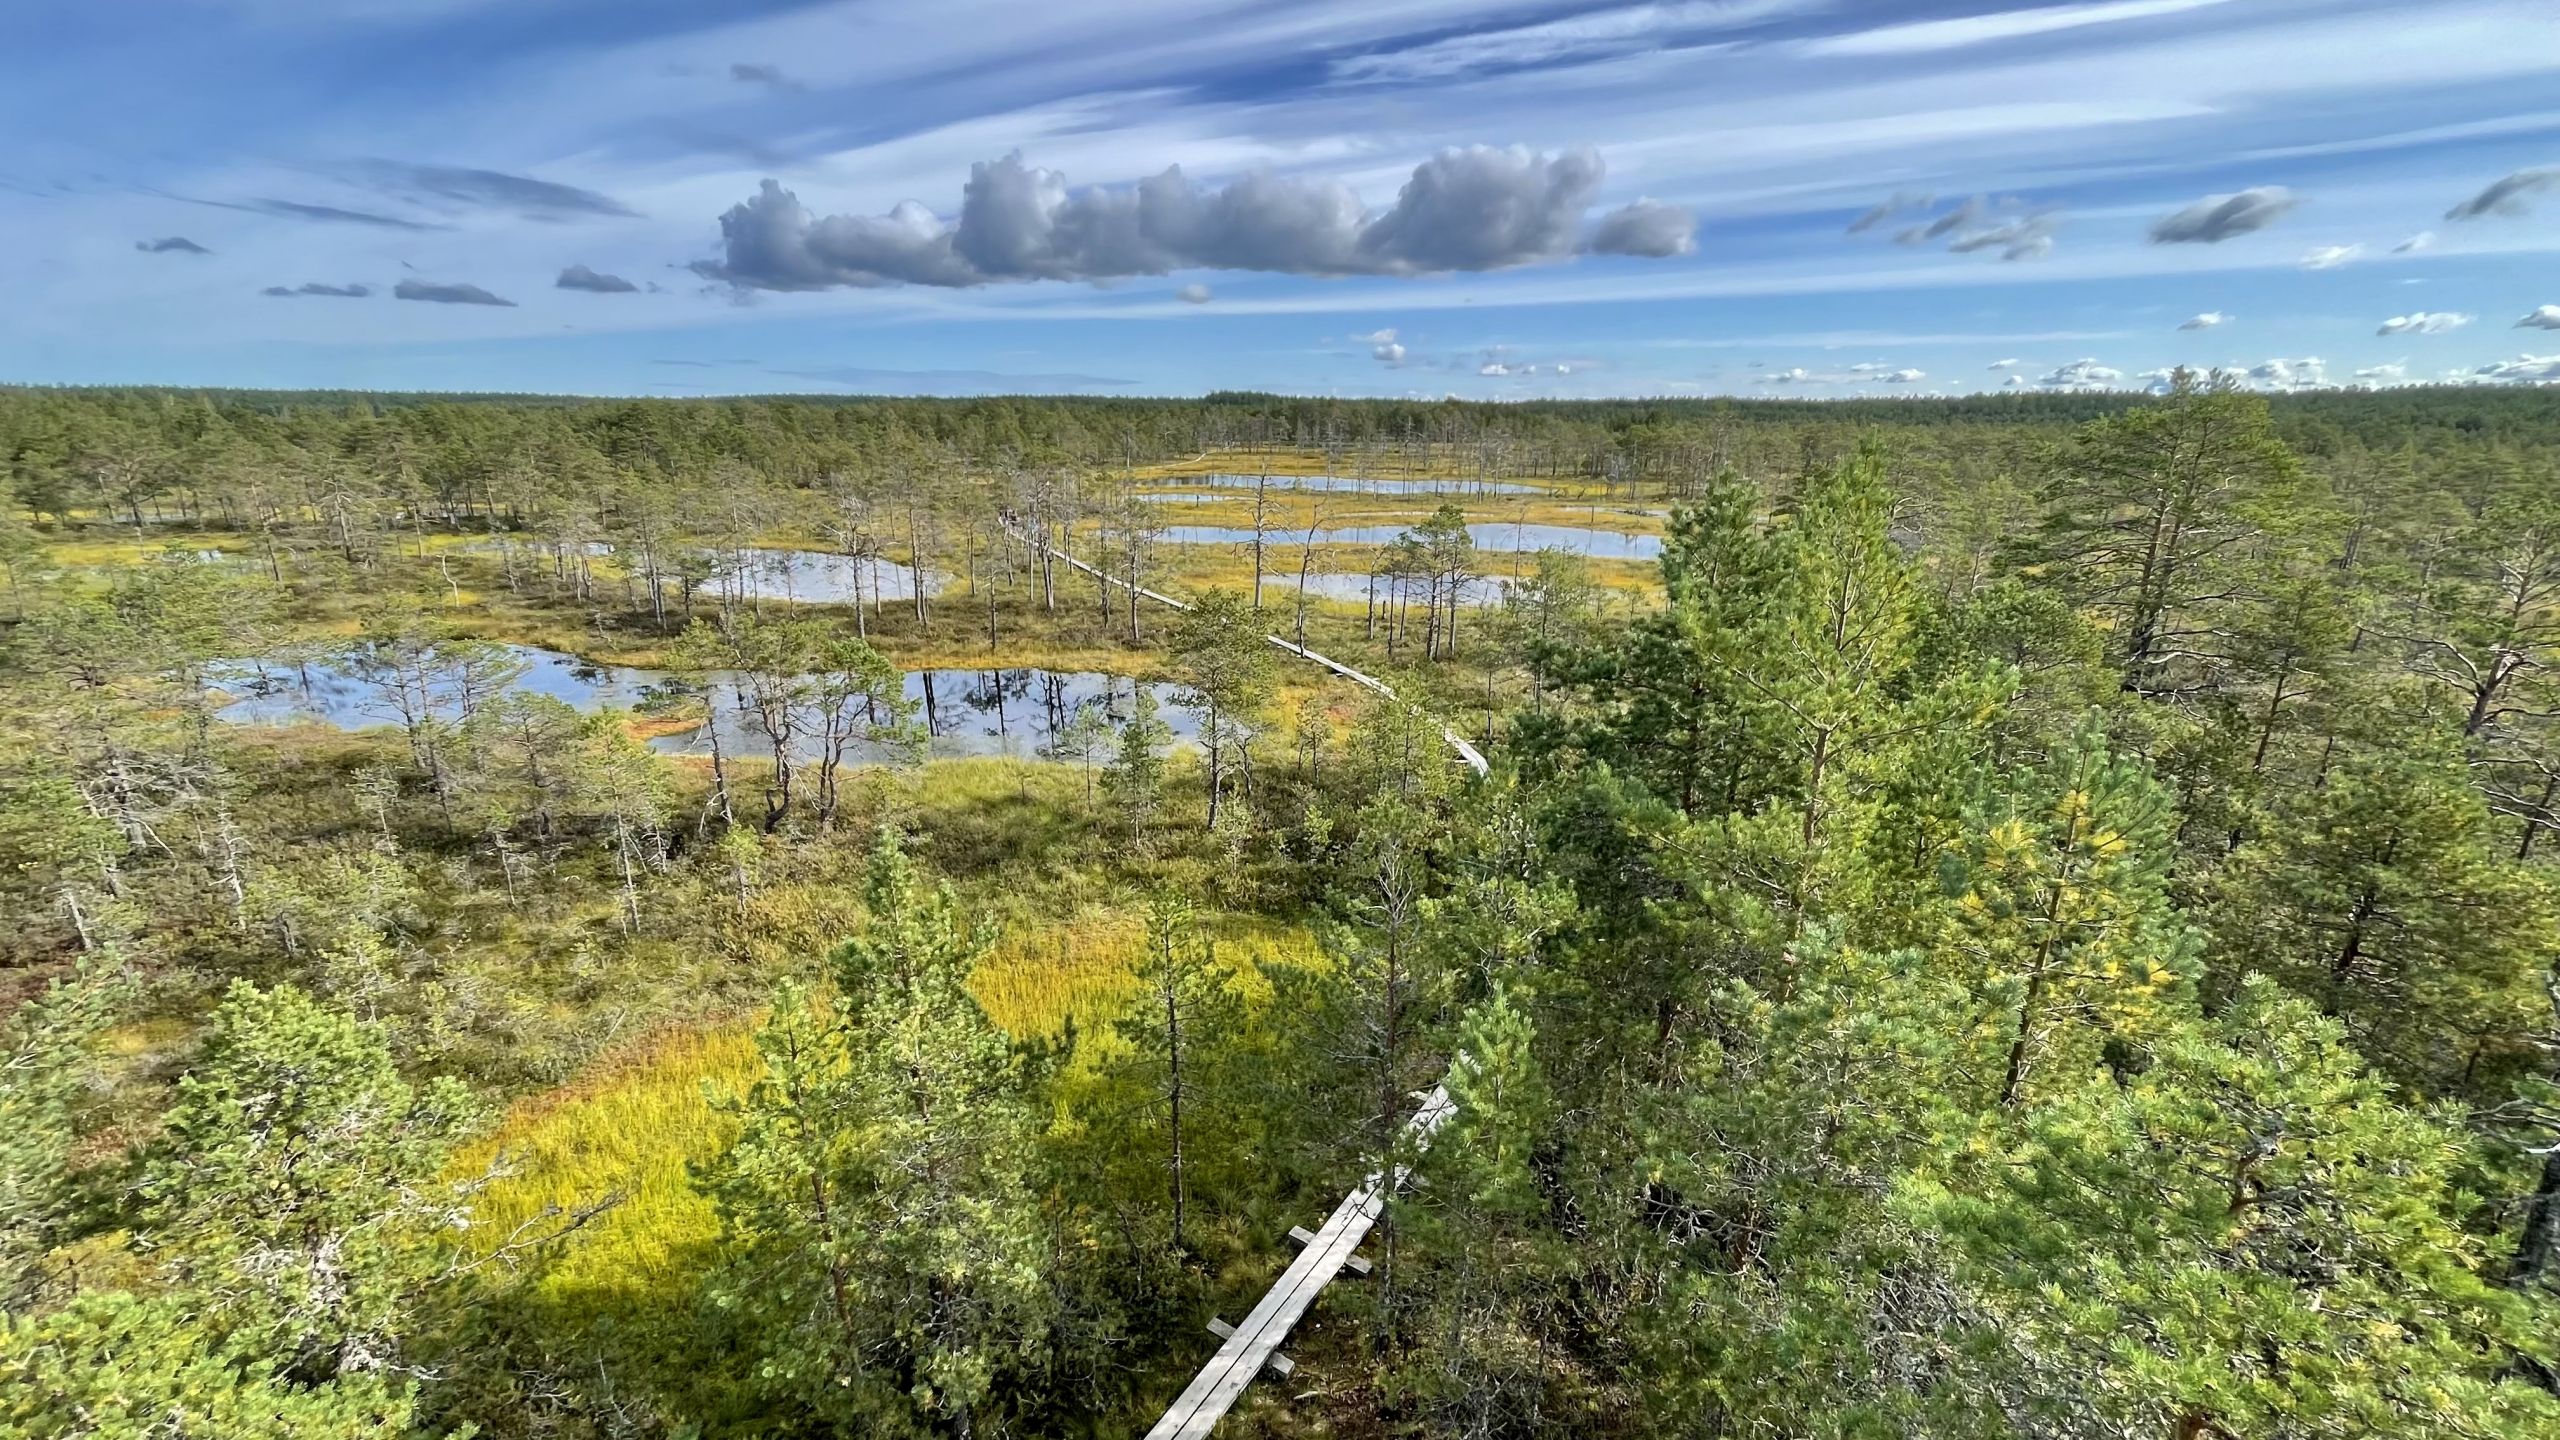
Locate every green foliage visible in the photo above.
<box><xmin>699</xmin><ymin>830</ymin><xmax>1050</xmax><ymax>1436</ymax></box>
<box><xmin>137</xmin><ymin>981</ymin><xmax>482</xmax><ymax>1382</ymax></box>
<box><xmin>0</xmin><ymin>1291</ymin><xmax>420</xmax><ymax>1440</ymax></box>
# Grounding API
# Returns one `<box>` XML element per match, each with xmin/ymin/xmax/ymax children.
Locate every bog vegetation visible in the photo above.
<box><xmin>2</xmin><ymin>379</ymin><xmax>2558</xmax><ymax>1437</ymax></box>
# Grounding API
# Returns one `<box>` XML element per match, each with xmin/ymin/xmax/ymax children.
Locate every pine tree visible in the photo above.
<box><xmin>701</xmin><ymin>830</ymin><xmax>1050</xmax><ymax>1436</ymax></box>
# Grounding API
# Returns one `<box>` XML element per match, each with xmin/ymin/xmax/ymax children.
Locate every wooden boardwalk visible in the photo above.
<box><xmin>1143</xmin><ymin>1081</ymin><xmax>1459</xmax><ymax>1439</ymax></box>
<box><xmin>1011</xmin><ymin>525</ymin><xmax>1489</xmax><ymax>1436</ymax></box>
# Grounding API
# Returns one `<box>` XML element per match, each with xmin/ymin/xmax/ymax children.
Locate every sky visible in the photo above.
<box><xmin>5</xmin><ymin>0</ymin><xmax>2559</xmax><ymax>400</ymax></box>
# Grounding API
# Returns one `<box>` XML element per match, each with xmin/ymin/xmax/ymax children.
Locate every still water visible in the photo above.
<box><xmin>1161</xmin><ymin>521</ymin><xmax>1661</xmax><ymax>560</ymax></box>
<box><xmin>1148</xmin><ymin>472</ymin><xmax>1537</xmax><ymax>496</ymax></box>
<box><xmin>214</xmin><ymin>646</ymin><xmax>1187</xmax><ymax>764</ymax></box>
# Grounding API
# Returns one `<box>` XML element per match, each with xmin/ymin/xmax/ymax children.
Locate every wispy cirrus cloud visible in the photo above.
<box><xmin>358</xmin><ymin>161</ymin><xmax>637</xmax><ymax>220</ymax></box>
<box><xmin>1328</xmin><ymin>0</ymin><xmax>1798</xmax><ymax>85</ymax></box>
<box><xmin>1799</xmin><ymin>0</ymin><xmax>2239</xmax><ymax>57</ymax></box>
<box><xmin>161</xmin><ymin>191</ymin><xmax>443</xmax><ymax>230</ymax></box>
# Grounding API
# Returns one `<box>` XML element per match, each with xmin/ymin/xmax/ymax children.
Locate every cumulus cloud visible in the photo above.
<box><xmin>2446</xmin><ymin>165</ymin><xmax>2560</xmax><ymax>221</ymax></box>
<box><xmin>2353</xmin><ymin>362</ymin><xmax>2408</xmax><ymax>384</ymax></box>
<box><xmin>697</xmin><ymin>147</ymin><xmax>1694</xmax><ymax>290</ymax></box>
<box><xmin>2468</xmin><ymin>354</ymin><xmax>2560</xmax><ymax>384</ymax></box>
<box><xmin>556</xmin><ymin>264</ymin><xmax>639</xmax><ymax>292</ymax></box>
<box><xmin>2177</xmin><ymin>311</ymin><xmax>2227</xmax><ymax>330</ymax></box>
<box><xmin>2148</xmin><ymin>185</ymin><xmax>2297</xmax><ymax>243</ymax></box>
<box><xmin>1847</xmin><ymin>190</ymin><xmax>1931</xmax><ymax>234</ymax></box>
<box><xmin>2037</xmin><ymin>358</ymin><xmax>2123</xmax><ymax>390</ymax></box>
<box><xmin>2517</xmin><ymin>305</ymin><xmax>2560</xmax><ymax>330</ymax></box>
<box><xmin>261</xmin><ymin>282</ymin><xmax>370</xmax><ymax>298</ymax></box>
<box><xmin>2247</xmin><ymin>356</ymin><xmax>2328</xmax><ymax>390</ymax></box>
<box><xmin>2392</xmin><ymin>230</ymin><xmax>2435</xmax><ymax>253</ymax></box>
<box><xmin>1479</xmin><ymin>361</ymin><xmax>1511</xmax><ymax>376</ymax></box>
<box><xmin>2299</xmin><ymin>244</ymin><xmax>2362</xmax><ymax>270</ymax></box>
<box><xmin>730</xmin><ymin>62</ymin><xmax>800</xmax><ymax>90</ymax></box>
<box><xmin>136</xmin><ymin>236</ymin><xmax>210</xmax><ymax>255</ymax></box>
<box><xmin>1883</xmin><ymin>368</ymin><xmax>1925</xmax><ymax>383</ymax></box>
<box><xmin>1588</xmin><ymin>197</ymin><xmax>1696</xmax><ymax>256</ymax></box>
<box><xmin>1360</xmin><ymin>329</ymin><xmax>1407</xmax><ymax>365</ymax></box>
<box><xmin>1176</xmin><ymin>282</ymin><xmax>1212</xmax><ymax>304</ymax></box>
<box><xmin>2376</xmin><ymin>311</ymin><xmax>2470</xmax><ymax>337</ymax></box>
<box><xmin>1987</xmin><ymin>357</ymin><xmax>2021</xmax><ymax>370</ymax></box>
<box><xmin>394</xmin><ymin>278</ymin><xmax>515</xmax><ymax>306</ymax></box>
<box><xmin>355</xmin><ymin>162</ymin><xmax>635</xmax><ymax>221</ymax></box>
<box><xmin>1756</xmin><ymin>366</ymin><xmax>1822</xmax><ymax>386</ymax></box>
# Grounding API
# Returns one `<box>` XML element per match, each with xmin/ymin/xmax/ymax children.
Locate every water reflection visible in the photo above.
<box><xmin>1275</xmin><ymin>573</ymin><xmax>1514</xmax><ymax>606</ymax></box>
<box><xmin>467</xmin><ymin>542</ymin><xmax>942</xmax><ymax>605</ymax></box>
<box><xmin>1148</xmin><ymin>472</ymin><xmax>1536</xmax><ymax>496</ymax></box>
<box><xmin>1161</xmin><ymin>521</ymin><xmax>1661</xmax><ymax>559</ymax></box>
<box><xmin>660</xmin><ymin>668</ymin><xmax>1193</xmax><ymax>765</ymax></box>
<box><xmin>213</xmin><ymin>645</ymin><xmax>1184</xmax><ymax>766</ymax></box>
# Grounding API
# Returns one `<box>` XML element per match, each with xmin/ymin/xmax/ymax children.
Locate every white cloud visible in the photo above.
<box><xmin>2149</xmin><ymin>185</ymin><xmax>2297</xmax><ymax>243</ymax></box>
<box><xmin>2376</xmin><ymin>310</ymin><xmax>2470</xmax><ymax>336</ymax></box>
<box><xmin>2516</xmin><ymin>305</ymin><xmax>2560</xmax><ymax>330</ymax></box>
<box><xmin>2247</xmin><ymin>355</ymin><xmax>2328</xmax><ymax>389</ymax></box>
<box><xmin>2299</xmin><ymin>244</ymin><xmax>2362</xmax><ymax>270</ymax></box>
<box><xmin>1373</xmin><ymin>340</ymin><xmax>1408</xmax><ymax>364</ymax></box>
<box><xmin>2392</xmin><ymin>230</ymin><xmax>2435</xmax><ymax>253</ymax></box>
<box><xmin>1757</xmin><ymin>366</ymin><xmax>1823</xmax><ymax>385</ymax></box>
<box><xmin>1987</xmin><ymin>357</ymin><xmax>2021</xmax><ymax>370</ymax></box>
<box><xmin>1884</xmin><ymin>368</ymin><xmax>1925</xmax><ymax>383</ymax></box>
<box><xmin>699</xmin><ymin>146</ymin><xmax>1696</xmax><ymax>290</ymax></box>
<box><xmin>2469</xmin><ymin>353</ymin><xmax>2560</xmax><ymax>384</ymax></box>
<box><xmin>1176</xmin><ymin>282</ymin><xmax>1212</xmax><ymax>304</ymax></box>
<box><xmin>2037</xmin><ymin>357</ymin><xmax>2123</xmax><ymax>389</ymax></box>
<box><xmin>1801</xmin><ymin>0</ymin><xmax>2237</xmax><ymax>57</ymax></box>
<box><xmin>2353</xmin><ymin>362</ymin><xmax>2408</xmax><ymax>384</ymax></box>
<box><xmin>2177</xmin><ymin>310</ymin><xmax>2227</xmax><ymax>330</ymax></box>
<box><xmin>1479</xmin><ymin>361</ymin><xmax>1510</xmax><ymax>375</ymax></box>
<box><xmin>1329</xmin><ymin>0</ymin><xmax>1797</xmax><ymax>84</ymax></box>
<box><xmin>1588</xmin><ymin>198</ymin><xmax>1698</xmax><ymax>257</ymax></box>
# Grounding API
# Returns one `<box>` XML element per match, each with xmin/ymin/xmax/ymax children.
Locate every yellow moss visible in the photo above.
<box><xmin>455</xmin><ymin>1022</ymin><xmax>761</xmax><ymax>1310</ymax></box>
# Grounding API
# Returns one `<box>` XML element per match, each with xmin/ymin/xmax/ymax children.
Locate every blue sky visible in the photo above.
<box><xmin>6</xmin><ymin>0</ymin><xmax>2559</xmax><ymax>398</ymax></box>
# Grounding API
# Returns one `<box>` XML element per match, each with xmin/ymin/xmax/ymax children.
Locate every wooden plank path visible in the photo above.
<box><xmin>1144</xmin><ymin>1081</ymin><xmax>1459</xmax><ymax>1440</ymax></box>
<box><xmin>1015</xmin><ymin>530</ymin><xmax>1489</xmax><ymax>780</ymax></box>
<box><xmin>1008</xmin><ymin>525</ymin><xmax>1488</xmax><ymax>1436</ymax></box>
